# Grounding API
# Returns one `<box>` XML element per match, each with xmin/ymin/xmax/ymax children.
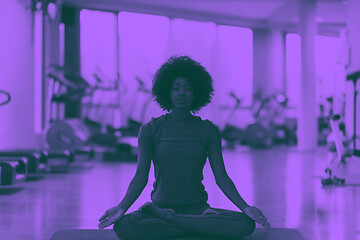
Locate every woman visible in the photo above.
<box><xmin>98</xmin><ymin>56</ymin><xmax>271</xmax><ymax>239</ymax></box>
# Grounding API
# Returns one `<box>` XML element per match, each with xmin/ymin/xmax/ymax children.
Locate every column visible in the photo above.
<box><xmin>0</xmin><ymin>0</ymin><xmax>39</xmax><ymax>149</ymax></box>
<box><xmin>44</xmin><ymin>7</ymin><xmax>61</xmax><ymax>129</ymax></box>
<box><xmin>297</xmin><ymin>0</ymin><xmax>317</xmax><ymax>151</ymax></box>
<box><xmin>345</xmin><ymin>0</ymin><xmax>360</xmax><ymax>149</ymax></box>
<box><xmin>253</xmin><ymin>29</ymin><xmax>286</xmax><ymax>97</ymax></box>
<box><xmin>62</xmin><ymin>5</ymin><xmax>82</xmax><ymax>118</ymax></box>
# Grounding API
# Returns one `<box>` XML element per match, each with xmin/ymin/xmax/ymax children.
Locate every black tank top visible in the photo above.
<box><xmin>149</xmin><ymin>114</ymin><xmax>212</xmax><ymax>206</ymax></box>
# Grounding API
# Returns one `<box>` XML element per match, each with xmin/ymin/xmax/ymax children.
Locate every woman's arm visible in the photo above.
<box><xmin>208</xmin><ymin>124</ymin><xmax>271</xmax><ymax>228</ymax></box>
<box><xmin>207</xmin><ymin>124</ymin><xmax>249</xmax><ymax>211</ymax></box>
<box><xmin>116</xmin><ymin>122</ymin><xmax>153</xmax><ymax>213</ymax></box>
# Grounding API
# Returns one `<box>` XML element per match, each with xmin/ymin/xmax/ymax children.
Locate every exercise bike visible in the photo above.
<box><xmin>244</xmin><ymin>92</ymin><xmax>296</xmax><ymax>148</ymax></box>
<box><xmin>321</xmin><ymin>115</ymin><xmax>350</xmax><ymax>186</ymax></box>
<box><xmin>220</xmin><ymin>91</ymin><xmax>247</xmax><ymax>149</ymax></box>
<box><xmin>318</xmin><ymin>96</ymin><xmax>341</xmax><ymax>146</ymax></box>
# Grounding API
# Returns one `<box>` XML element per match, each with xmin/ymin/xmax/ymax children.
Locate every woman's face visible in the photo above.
<box><xmin>170</xmin><ymin>77</ymin><xmax>194</xmax><ymax>110</ymax></box>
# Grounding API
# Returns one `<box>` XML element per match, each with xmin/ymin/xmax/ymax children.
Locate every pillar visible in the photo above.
<box><xmin>297</xmin><ymin>0</ymin><xmax>317</xmax><ymax>151</ymax></box>
<box><xmin>44</xmin><ymin>6</ymin><xmax>61</xmax><ymax>127</ymax></box>
<box><xmin>62</xmin><ymin>5</ymin><xmax>81</xmax><ymax>118</ymax></box>
<box><xmin>345</xmin><ymin>0</ymin><xmax>360</xmax><ymax>150</ymax></box>
<box><xmin>0</xmin><ymin>0</ymin><xmax>40</xmax><ymax>149</ymax></box>
<box><xmin>253</xmin><ymin>29</ymin><xmax>286</xmax><ymax>97</ymax></box>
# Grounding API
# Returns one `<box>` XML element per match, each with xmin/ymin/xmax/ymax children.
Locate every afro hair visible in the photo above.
<box><xmin>152</xmin><ymin>56</ymin><xmax>214</xmax><ymax>113</ymax></box>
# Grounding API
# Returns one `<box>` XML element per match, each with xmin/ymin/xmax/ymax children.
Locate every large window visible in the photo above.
<box><xmin>80</xmin><ymin>10</ymin><xmax>118</xmax><ymax>85</ymax></box>
<box><xmin>80</xmin><ymin>10</ymin><xmax>254</xmax><ymax>126</ymax></box>
<box><xmin>286</xmin><ymin>34</ymin><xmax>343</xmax><ymax>112</ymax></box>
<box><xmin>80</xmin><ymin>10</ymin><xmax>118</xmax><ymax>126</ymax></box>
<box><xmin>117</xmin><ymin>12</ymin><xmax>170</xmax><ymax>126</ymax></box>
<box><xmin>215</xmin><ymin>25</ymin><xmax>253</xmax><ymax>127</ymax></box>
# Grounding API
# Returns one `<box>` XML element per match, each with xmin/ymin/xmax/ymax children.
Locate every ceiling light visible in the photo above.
<box><xmin>47</xmin><ymin>2</ymin><xmax>57</xmax><ymax>19</ymax></box>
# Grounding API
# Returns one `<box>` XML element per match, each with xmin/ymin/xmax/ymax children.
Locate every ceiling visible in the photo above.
<box><xmin>61</xmin><ymin>0</ymin><xmax>348</xmax><ymax>36</ymax></box>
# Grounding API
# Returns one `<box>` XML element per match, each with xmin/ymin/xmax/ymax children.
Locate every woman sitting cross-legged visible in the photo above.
<box><xmin>98</xmin><ymin>56</ymin><xmax>271</xmax><ymax>240</ymax></box>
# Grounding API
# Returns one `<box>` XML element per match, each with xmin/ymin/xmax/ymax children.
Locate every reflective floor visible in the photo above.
<box><xmin>1</xmin><ymin>146</ymin><xmax>360</xmax><ymax>240</ymax></box>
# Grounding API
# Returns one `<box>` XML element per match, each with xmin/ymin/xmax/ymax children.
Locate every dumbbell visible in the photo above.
<box><xmin>0</xmin><ymin>157</ymin><xmax>28</xmax><ymax>186</ymax></box>
<box><xmin>73</xmin><ymin>146</ymin><xmax>95</xmax><ymax>161</ymax></box>
<box><xmin>0</xmin><ymin>151</ymin><xmax>44</xmax><ymax>174</ymax></box>
<box><xmin>45</xmin><ymin>150</ymin><xmax>73</xmax><ymax>172</ymax></box>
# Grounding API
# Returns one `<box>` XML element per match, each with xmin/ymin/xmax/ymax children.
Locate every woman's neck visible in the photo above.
<box><xmin>169</xmin><ymin>108</ymin><xmax>193</xmax><ymax>121</ymax></box>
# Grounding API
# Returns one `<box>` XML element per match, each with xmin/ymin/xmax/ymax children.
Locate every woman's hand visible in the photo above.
<box><xmin>98</xmin><ymin>206</ymin><xmax>125</xmax><ymax>229</ymax></box>
<box><xmin>243</xmin><ymin>206</ymin><xmax>271</xmax><ymax>229</ymax></box>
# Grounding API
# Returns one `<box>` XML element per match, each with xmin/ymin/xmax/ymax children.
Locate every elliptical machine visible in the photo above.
<box><xmin>107</xmin><ymin>76</ymin><xmax>152</xmax><ymax>137</ymax></box>
<box><xmin>0</xmin><ymin>89</ymin><xmax>11</xmax><ymax>107</ymax></box>
<box><xmin>45</xmin><ymin>65</ymin><xmax>128</xmax><ymax>153</ymax></box>
<box><xmin>220</xmin><ymin>91</ymin><xmax>245</xmax><ymax>149</ymax></box>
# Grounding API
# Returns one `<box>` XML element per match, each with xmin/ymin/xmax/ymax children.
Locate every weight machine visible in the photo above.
<box><xmin>321</xmin><ymin>70</ymin><xmax>360</xmax><ymax>186</ymax></box>
<box><xmin>346</xmin><ymin>70</ymin><xmax>360</xmax><ymax>156</ymax></box>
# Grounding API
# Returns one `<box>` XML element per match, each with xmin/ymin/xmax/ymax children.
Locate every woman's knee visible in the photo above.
<box><xmin>238</xmin><ymin>215</ymin><xmax>256</xmax><ymax>237</ymax></box>
<box><xmin>113</xmin><ymin>216</ymin><xmax>131</xmax><ymax>240</ymax></box>
<box><xmin>113</xmin><ymin>214</ymin><xmax>144</xmax><ymax>240</ymax></box>
<box><xmin>205</xmin><ymin>209</ymin><xmax>255</xmax><ymax>238</ymax></box>
<box><xmin>223</xmin><ymin>214</ymin><xmax>255</xmax><ymax>238</ymax></box>
<box><xmin>247</xmin><ymin>217</ymin><xmax>256</xmax><ymax>235</ymax></box>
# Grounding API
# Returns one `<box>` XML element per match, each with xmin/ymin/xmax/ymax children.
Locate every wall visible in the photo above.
<box><xmin>0</xmin><ymin>0</ymin><xmax>41</xmax><ymax>149</ymax></box>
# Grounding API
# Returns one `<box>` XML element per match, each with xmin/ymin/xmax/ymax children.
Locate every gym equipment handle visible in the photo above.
<box><xmin>0</xmin><ymin>90</ymin><xmax>11</xmax><ymax>106</ymax></box>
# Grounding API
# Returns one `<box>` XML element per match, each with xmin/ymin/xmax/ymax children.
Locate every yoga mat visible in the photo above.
<box><xmin>243</xmin><ymin>228</ymin><xmax>305</xmax><ymax>240</ymax></box>
<box><xmin>50</xmin><ymin>229</ymin><xmax>118</xmax><ymax>240</ymax></box>
<box><xmin>50</xmin><ymin>228</ymin><xmax>305</xmax><ymax>240</ymax></box>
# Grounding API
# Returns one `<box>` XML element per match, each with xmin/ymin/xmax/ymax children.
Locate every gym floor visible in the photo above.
<box><xmin>1</xmin><ymin>147</ymin><xmax>359</xmax><ymax>240</ymax></box>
